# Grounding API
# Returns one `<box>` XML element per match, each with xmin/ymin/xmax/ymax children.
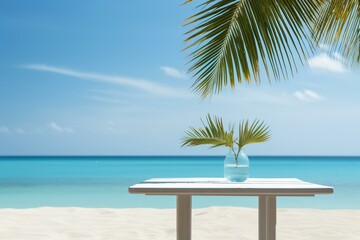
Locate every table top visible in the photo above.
<box><xmin>129</xmin><ymin>178</ymin><xmax>333</xmax><ymax>196</ymax></box>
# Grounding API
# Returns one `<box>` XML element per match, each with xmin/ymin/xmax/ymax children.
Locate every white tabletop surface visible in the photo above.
<box><xmin>129</xmin><ymin>178</ymin><xmax>333</xmax><ymax>196</ymax></box>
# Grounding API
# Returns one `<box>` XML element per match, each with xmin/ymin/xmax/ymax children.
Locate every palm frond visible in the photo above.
<box><xmin>237</xmin><ymin>119</ymin><xmax>271</xmax><ymax>149</ymax></box>
<box><xmin>181</xmin><ymin>114</ymin><xmax>234</xmax><ymax>148</ymax></box>
<box><xmin>184</xmin><ymin>0</ymin><xmax>320</xmax><ymax>98</ymax></box>
<box><xmin>313</xmin><ymin>0</ymin><xmax>359</xmax><ymax>67</ymax></box>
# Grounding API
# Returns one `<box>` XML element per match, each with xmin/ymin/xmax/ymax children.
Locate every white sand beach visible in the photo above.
<box><xmin>0</xmin><ymin>207</ymin><xmax>359</xmax><ymax>240</ymax></box>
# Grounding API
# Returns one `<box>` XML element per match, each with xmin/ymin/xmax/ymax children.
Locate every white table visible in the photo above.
<box><xmin>129</xmin><ymin>178</ymin><xmax>333</xmax><ymax>240</ymax></box>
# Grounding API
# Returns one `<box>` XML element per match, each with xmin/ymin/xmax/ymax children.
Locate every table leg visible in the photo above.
<box><xmin>259</xmin><ymin>196</ymin><xmax>276</xmax><ymax>240</ymax></box>
<box><xmin>176</xmin><ymin>195</ymin><xmax>192</xmax><ymax>240</ymax></box>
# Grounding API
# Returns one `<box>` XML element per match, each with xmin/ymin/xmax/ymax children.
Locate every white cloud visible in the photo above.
<box><xmin>293</xmin><ymin>89</ymin><xmax>324</xmax><ymax>102</ymax></box>
<box><xmin>22</xmin><ymin>64</ymin><xmax>192</xmax><ymax>98</ymax></box>
<box><xmin>160</xmin><ymin>66</ymin><xmax>187</xmax><ymax>79</ymax></box>
<box><xmin>308</xmin><ymin>53</ymin><xmax>347</xmax><ymax>73</ymax></box>
<box><xmin>333</xmin><ymin>52</ymin><xmax>344</xmax><ymax>62</ymax></box>
<box><xmin>0</xmin><ymin>126</ymin><xmax>9</xmax><ymax>134</ymax></box>
<box><xmin>50</xmin><ymin>122</ymin><xmax>74</xmax><ymax>133</ymax></box>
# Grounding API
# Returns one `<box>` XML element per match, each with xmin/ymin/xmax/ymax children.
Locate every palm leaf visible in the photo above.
<box><xmin>237</xmin><ymin>119</ymin><xmax>271</xmax><ymax>149</ymax></box>
<box><xmin>184</xmin><ymin>0</ymin><xmax>321</xmax><ymax>98</ymax></box>
<box><xmin>181</xmin><ymin>114</ymin><xmax>234</xmax><ymax>148</ymax></box>
<box><xmin>313</xmin><ymin>0</ymin><xmax>359</xmax><ymax>67</ymax></box>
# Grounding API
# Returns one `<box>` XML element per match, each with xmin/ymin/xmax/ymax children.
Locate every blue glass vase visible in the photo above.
<box><xmin>224</xmin><ymin>148</ymin><xmax>249</xmax><ymax>182</ymax></box>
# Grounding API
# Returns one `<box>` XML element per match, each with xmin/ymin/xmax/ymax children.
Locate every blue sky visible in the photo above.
<box><xmin>0</xmin><ymin>0</ymin><xmax>359</xmax><ymax>156</ymax></box>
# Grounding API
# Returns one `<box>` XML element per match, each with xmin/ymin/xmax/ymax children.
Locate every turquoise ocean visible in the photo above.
<box><xmin>0</xmin><ymin>156</ymin><xmax>359</xmax><ymax>209</ymax></box>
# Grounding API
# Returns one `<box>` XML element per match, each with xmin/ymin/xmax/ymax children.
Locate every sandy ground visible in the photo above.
<box><xmin>0</xmin><ymin>207</ymin><xmax>359</xmax><ymax>240</ymax></box>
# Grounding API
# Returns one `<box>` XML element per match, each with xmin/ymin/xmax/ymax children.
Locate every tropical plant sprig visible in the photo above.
<box><xmin>181</xmin><ymin>114</ymin><xmax>271</xmax><ymax>165</ymax></box>
<box><xmin>183</xmin><ymin>0</ymin><xmax>319</xmax><ymax>98</ymax></box>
